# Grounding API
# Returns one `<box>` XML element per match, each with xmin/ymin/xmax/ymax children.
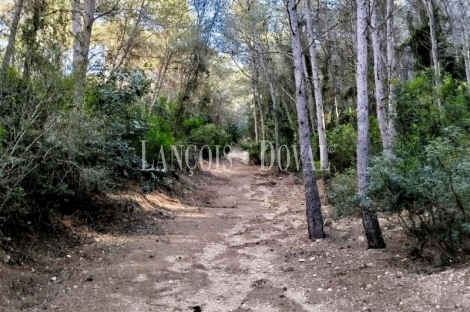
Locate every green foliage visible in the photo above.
<box><xmin>396</xmin><ymin>72</ymin><xmax>470</xmax><ymax>159</ymax></box>
<box><xmin>0</xmin><ymin>125</ymin><xmax>5</xmax><ymax>151</ymax></box>
<box><xmin>225</xmin><ymin>122</ymin><xmax>244</xmax><ymax>143</ymax></box>
<box><xmin>325</xmin><ymin>124</ymin><xmax>357</xmax><ymax>173</ymax></box>
<box><xmin>240</xmin><ymin>141</ymin><xmax>262</xmax><ymax>165</ymax></box>
<box><xmin>189</xmin><ymin>124</ymin><xmax>231</xmax><ymax>158</ymax></box>
<box><xmin>144</xmin><ymin>115</ymin><xmax>175</xmax><ymax>162</ymax></box>
<box><xmin>182</xmin><ymin>115</ymin><xmax>206</xmax><ymax>134</ymax></box>
<box><xmin>327</xmin><ymin>168</ymin><xmax>360</xmax><ymax>219</ymax></box>
<box><xmin>369</xmin><ymin>128</ymin><xmax>470</xmax><ymax>261</ymax></box>
<box><xmin>86</xmin><ymin>70</ymin><xmax>153</xmax><ymax>175</ymax></box>
<box><xmin>0</xmin><ymin>69</ymin><xmax>155</xmax><ymax>218</ymax></box>
<box><xmin>395</xmin><ymin>71</ymin><xmax>442</xmax><ymax>157</ymax></box>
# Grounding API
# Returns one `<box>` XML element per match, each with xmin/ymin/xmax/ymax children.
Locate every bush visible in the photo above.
<box><xmin>144</xmin><ymin>115</ymin><xmax>175</xmax><ymax>163</ymax></box>
<box><xmin>189</xmin><ymin>124</ymin><xmax>231</xmax><ymax>158</ymax></box>
<box><xmin>327</xmin><ymin>168</ymin><xmax>360</xmax><ymax>219</ymax></box>
<box><xmin>240</xmin><ymin>141</ymin><xmax>262</xmax><ymax>165</ymax></box>
<box><xmin>368</xmin><ymin>127</ymin><xmax>470</xmax><ymax>261</ymax></box>
<box><xmin>325</xmin><ymin>124</ymin><xmax>357</xmax><ymax>173</ymax></box>
<box><xmin>182</xmin><ymin>116</ymin><xmax>206</xmax><ymax>135</ymax></box>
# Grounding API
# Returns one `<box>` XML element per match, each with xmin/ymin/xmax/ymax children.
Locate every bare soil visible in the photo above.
<box><xmin>1</xmin><ymin>152</ymin><xmax>470</xmax><ymax>312</ymax></box>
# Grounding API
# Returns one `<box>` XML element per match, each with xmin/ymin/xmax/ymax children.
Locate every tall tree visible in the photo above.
<box><xmin>458</xmin><ymin>0</ymin><xmax>470</xmax><ymax>95</ymax></box>
<box><xmin>254</xmin><ymin>28</ymin><xmax>280</xmax><ymax>160</ymax></box>
<box><xmin>386</xmin><ymin>0</ymin><xmax>397</xmax><ymax>141</ymax></box>
<box><xmin>1</xmin><ymin>0</ymin><xmax>24</xmax><ymax>73</ymax></box>
<box><xmin>356</xmin><ymin>0</ymin><xmax>386</xmax><ymax>249</ymax></box>
<box><xmin>71</xmin><ymin>0</ymin><xmax>96</xmax><ymax>107</ymax></box>
<box><xmin>424</xmin><ymin>0</ymin><xmax>442</xmax><ymax>110</ymax></box>
<box><xmin>305</xmin><ymin>0</ymin><xmax>329</xmax><ymax>171</ymax></box>
<box><xmin>287</xmin><ymin>0</ymin><xmax>325</xmax><ymax>239</ymax></box>
<box><xmin>370</xmin><ymin>0</ymin><xmax>391</xmax><ymax>151</ymax></box>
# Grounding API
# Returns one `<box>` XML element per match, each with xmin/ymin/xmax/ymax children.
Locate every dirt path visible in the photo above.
<box><xmin>2</xmin><ymin>153</ymin><xmax>470</xmax><ymax>311</ymax></box>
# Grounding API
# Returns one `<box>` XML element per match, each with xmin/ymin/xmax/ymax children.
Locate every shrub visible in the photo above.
<box><xmin>182</xmin><ymin>116</ymin><xmax>206</xmax><ymax>135</ymax></box>
<box><xmin>189</xmin><ymin>124</ymin><xmax>231</xmax><ymax>158</ymax></box>
<box><xmin>240</xmin><ymin>141</ymin><xmax>262</xmax><ymax>165</ymax></box>
<box><xmin>326</xmin><ymin>124</ymin><xmax>357</xmax><ymax>173</ymax></box>
<box><xmin>327</xmin><ymin>168</ymin><xmax>360</xmax><ymax>219</ymax></box>
<box><xmin>368</xmin><ymin>127</ymin><xmax>470</xmax><ymax>261</ymax></box>
<box><xmin>144</xmin><ymin>115</ymin><xmax>175</xmax><ymax>163</ymax></box>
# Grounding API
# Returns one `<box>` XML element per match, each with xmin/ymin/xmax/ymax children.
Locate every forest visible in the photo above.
<box><xmin>1</xmin><ymin>0</ymin><xmax>470</xmax><ymax>311</ymax></box>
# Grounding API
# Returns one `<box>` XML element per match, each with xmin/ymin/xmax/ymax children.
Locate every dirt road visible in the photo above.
<box><xmin>2</xmin><ymin>153</ymin><xmax>470</xmax><ymax>311</ymax></box>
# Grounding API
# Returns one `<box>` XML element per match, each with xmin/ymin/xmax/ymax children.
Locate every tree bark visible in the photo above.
<box><xmin>110</xmin><ymin>2</ymin><xmax>145</xmax><ymax>74</ymax></box>
<box><xmin>287</xmin><ymin>0</ymin><xmax>324</xmax><ymax>239</ymax></box>
<box><xmin>281</xmin><ymin>87</ymin><xmax>295</xmax><ymax>134</ymax></box>
<box><xmin>386</xmin><ymin>0</ymin><xmax>397</xmax><ymax>142</ymax></box>
<box><xmin>256</xmin><ymin>90</ymin><xmax>266</xmax><ymax>142</ymax></box>
<box><xmin>356</xmin><ymin>0</ymin><xmax>386</xmax><ymax>249</ymax></box>
<box><xmin>149</xmin><ymin>50</ymin><xmax>173</xmax><ymax>115</ymax></box>
<box><xmin>302</xmin><ymin>55</ymin><xmax>317</xmax><ymax>133</ymax></box>
<box><xmin>252</xmin><ymin>59</ymin><xmax>266</xmax><ymax>142</ymax></box>
<box><xmin>371</xmin><ymin>0</ymin><xmax>392</xmax><ymax>152</ymax></box>
<box><xmin>1</xmin><ymin>0</ymin><xmax>24</xmax><ymax>73</ymax></box>
<box><xmin>254</xmin><ymin>29</ymin><xmax>280</xmax><ymax>156</ymax></box>
<box><xmin>425</xmin><ymin>0</ymin><xmax>442</xmax><ymax>110</ymax></box>
<box><xmin>305</xmin><ymin>0</ymin><xmax>329</xmax><ymax>171</ymax></box>
<box><xmin>253</xmin><ymin>92</ymin><xmax>259</xmax><ymax>143</ymax></box>
<box><xmin>459</xmin><ymin>1</ymin><xmax>470</xmax><ymax>95</ymax></box>
<box><xmin>71</xmin><ymin>0</ymin><xmax>96</xmax><ymax>107</ymax></box>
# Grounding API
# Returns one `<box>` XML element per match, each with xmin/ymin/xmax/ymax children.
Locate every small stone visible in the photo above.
<box><xmin>298</xmin><ymin>259</ymin><xmax>306</xmax><ymax>262</ymax></box>
<box><xmin>51</xmin><ymin>277</ymin><xmax>57</xmax><ymax>282</ymax></box>
<box><xmin>66</xmin><ymin>255</ymin><xmax>72</xmax><ymax>258</ymax></box>
<box><xmin>309</xmin><ymin>257</ymin><xmax>316</xmax><ymax>261</ymax></box>
<box><xmin>366</xmin><ymin>284</ymin><xmax>372</xmax><ymax>289</ymax></box>
<box><xmin>3</xmin><ymin>254</ymin><xmax>10</xmax><ymax>264</ymax></box>
<box><xmin>324</xmin><ymin>219</ymin><xmax>333</xmax><ymax>227</ymax></box>
<box><xmin>316</xmin><ymin>288</ymin><xmax>323</xmax><ymax>292</ymax></box>
<box><xmin>358</xmin><ymin>236</ymin><xmax>366</xmax><ymax>242</ymax></box>
<box><xmin>315</xmin><ymin>239</ymin><xmax>322</xmax><ymax>243</ymax></box>
<box><xmin>327</xmin><ymin>288</ymin><xmax>332</xmax><ymax>292</ymax></box>
<box><xmin>282</xmin><ymin>266</ymin><xmax>294</xmax><ymax>272</ymax></box>
<box><xmin>340</xmin><ymin>232</ymin><xmax>351</xmax><ymax>240</ymax></box>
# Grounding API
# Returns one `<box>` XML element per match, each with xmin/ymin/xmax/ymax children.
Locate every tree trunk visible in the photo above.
<box><xmin>464</xmin><ymin>33</ymin><xmax>470</xmax><ymax>96</ymax></box>
<box><xmin>280</xmin><ymin>85</ymin><xmax>296</xmax><ymax>133</ymax></box>
<box><xmin>1</xmin><ymin>0</ymin><xmax>24</xmax><ymax>73</ymax></box>
<box><xmin>371</xmin><ymin>0</ymin><xmax>391</xmax><ymax>152</ymax></box>
<box><xmin>252</xmin><ymin>60</ymin><xmax>266</xmax><ymax>142</ymax></box>
<box><xmin>287</xmin><ymin>0</ymin><xmax>324</xmax><ymax>239</ymax></box>
<box><xmin>356</xmin><ymin>0</ymin><xmax>386</xmax><ymax>249</ymax></box>
<box><xmin>71</xmin><ymin>0</ymin><xmax>96</xmax><ymax>107</ymax></box>
<box><xmin>150</xmin><ymin>50</ymin><xmax>173</xmax><ymax>114</ymax></box>
<box><xmin>302</xmin><ymin>55</ymin><xmax>317</xmax><ymax>132</ymax></box>
<box><xmin>425</xmin><ymin>0</ymin><xmax>442</xmax><ymax>110</ymax></box>
<box><xmin>305</xmin><ymin>0</ymin><xmax>329</xmax><ymax>171</ymax></box>
<box><xmin>256</xmin><ymin>91</ymin><xmax>266</xmax><ymax>142</ymax></box>
<box><xmin>386</xmin><ymin>0</ymin><xmax>397</xmax><ymax>142</ymax></box>
<box><xmin>253</xmin><ymin>94</ymin><xmax>259</xmax><ymax>144</ymax></box>
<box><xmin>110</xmin><ymin>2</ymin><xmax>144</xmax><ymax>74</ymax></box>
<box><xmin>254</xmin><ymin>30</ymin><xmax>280</xmax><ymax>156</ymax></box>
<box><xmin>459</xmin><ymin>1</ymin><xmax>470</xmax><ymax>95</ymax></box>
